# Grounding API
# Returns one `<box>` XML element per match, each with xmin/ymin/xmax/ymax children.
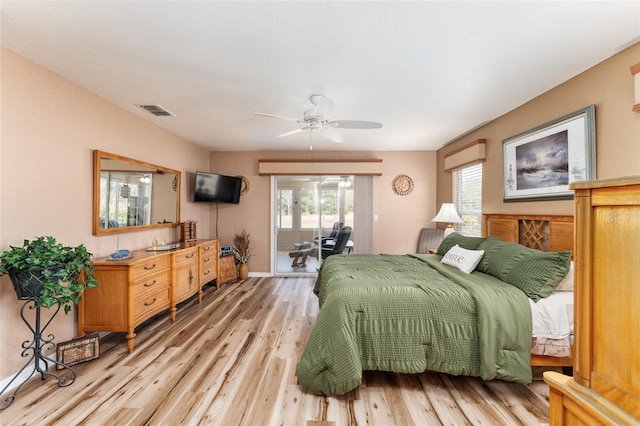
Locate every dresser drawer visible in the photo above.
<box><xmin>133</xmin><ymin>269</ymin><xmax>171</xmax><ymax>297</ymax></box>
<box><xmin>173</xmin><ymin>247</ymin><xmax>198</xmax><ymax>266</ymax></box>
<box><xmin>132</xmin><ymin>254</ymin><xmax>171</xmax><ymax>280</ymax></box>
<box><xmin>134</xmin><ymin>286</ymin><xmax>171</xmax><ymax>325</ymax></box>
<box><xmin>201</xmin><ymin>254</ymin><xmax>217</xmax><ymax>282</ymax></box>
<box><xmin>199</xmin><ymin>240</ymin><xmax>217</xmax><ymax>255</ymax></box>
<box><xmin>201</xmin><ymin>265</ymin><xmax>217</xmax><ymax>283</ymax></box>
<box><xmin>201</xmin><ymin>253</ymin><xmax>216</xmax><ymax>268</ymax></box>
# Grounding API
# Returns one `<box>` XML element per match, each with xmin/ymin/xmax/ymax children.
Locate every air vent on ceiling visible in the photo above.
<box><xmin>136</xmin><ymin>104</ymin><xmax>174</xmax><ymax>117</ymax></box>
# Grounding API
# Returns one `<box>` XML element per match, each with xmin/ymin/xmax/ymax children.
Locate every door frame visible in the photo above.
<box><xmin>271</xmin><ymin>175</ymin><xmax>355</xmax><ymax>276</ymax></box>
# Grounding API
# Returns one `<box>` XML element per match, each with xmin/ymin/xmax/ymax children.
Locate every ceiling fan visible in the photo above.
<box><xmin>254</xmin><ymin>95</ymin><xmax>382</xmax><ymax>143</ymax></box>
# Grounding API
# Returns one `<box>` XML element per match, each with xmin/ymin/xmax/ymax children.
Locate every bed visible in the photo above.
<box><xmin>295</xmin><ymin>214</ymin><xmax>574</xmax><ymax>396</ymax></box>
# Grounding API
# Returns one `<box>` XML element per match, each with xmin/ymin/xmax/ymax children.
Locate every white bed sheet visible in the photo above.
<box><xmin>529</xmin><ymin>291</ymin><xmax>574</xmax><ymax>339</ymax></box>
<box><xmin>529</xmin><ymin>291</ymin><xmax>574</xmax><ymax>357</ymax></box>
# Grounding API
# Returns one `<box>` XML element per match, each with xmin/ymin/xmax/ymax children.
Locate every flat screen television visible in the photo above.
<box><xmin>193</xmin><ymin>171</ymin><xmax>242</xmax><ymax>204</ymax></box>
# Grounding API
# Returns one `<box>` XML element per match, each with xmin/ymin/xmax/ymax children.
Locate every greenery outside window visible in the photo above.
<box><xmin>276</xmin><ymin>177</ymin><xmax>354</xmax><ymax>233</ymax></box>
<box><xmin>277</xmin><ymin>188</ymin><xmax>293</xmax><ymax>230</ymax></box>
<box><xmin>300</xmin><ymin>186</ymin><xmax>320</xmax><ymax>229</ymax></box>
<box><xmin>300</xmin><ymin>180</ymin><xmax>353</xmax><ymax>230</ymax></box>
<box><xmin>453</xmin><ymin>163</ymin><xmax>482</xmax><ymax>236</ymax></box>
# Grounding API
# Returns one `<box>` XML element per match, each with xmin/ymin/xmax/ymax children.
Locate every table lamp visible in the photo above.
<box><xmin>432</xmin><ymin>203</ymin><xmax>463</xmax><ymax>237</ymax></box>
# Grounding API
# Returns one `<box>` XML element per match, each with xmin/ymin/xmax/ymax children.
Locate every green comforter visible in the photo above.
<box><xmin>295</xmin><ymin>254</ymin><xmax>532</xmax><ymax>396</ymax></box>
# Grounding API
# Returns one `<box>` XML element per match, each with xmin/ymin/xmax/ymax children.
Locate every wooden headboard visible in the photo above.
<box><xmin>483</xmin><ymin>213</ymin><xmax>574</xmax><ymax>253</ymax></box>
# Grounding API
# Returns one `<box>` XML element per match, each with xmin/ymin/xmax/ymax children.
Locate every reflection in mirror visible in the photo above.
<box><xmin>93</xmin><ymin>150</ymin><xmax>180</xmax><ymax>235</ymax></box>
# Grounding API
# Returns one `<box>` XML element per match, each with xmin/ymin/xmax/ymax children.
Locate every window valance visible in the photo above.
<box><xmin>444</xmin><ymin>139</ymin><xmax>486</xmax><ymax>172</ymax></box>
<box><xmin>258</xmin><ymin>159</ymin><xmax>383</xmax><ymax>176</ymax></box>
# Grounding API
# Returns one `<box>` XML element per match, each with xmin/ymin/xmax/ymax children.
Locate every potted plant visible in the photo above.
<box><xmin>0</xmin><ymin>236</ymin><xmax>97</xmax><ymax>314</ymax></box>
<box><xmin>232</xmin><ymin>230</ymin><xmax>252</xmax><ymax>280</ymax></box>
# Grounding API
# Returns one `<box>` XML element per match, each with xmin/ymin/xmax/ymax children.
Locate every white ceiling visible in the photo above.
<box><xmin>2</xmin><ymin>1</ymin><xmax>639</xmax><ymax>152</ymax></box>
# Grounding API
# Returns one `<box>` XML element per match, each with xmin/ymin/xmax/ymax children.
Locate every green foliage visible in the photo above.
<box><xmin>0</xmin><ymin>236</ymin><xmax>98</xmax><ymax>314</ymax></box>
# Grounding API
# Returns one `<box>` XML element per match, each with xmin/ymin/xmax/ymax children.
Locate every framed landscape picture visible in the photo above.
<box><xmin>502</xmin><ymin>105</ymin><xmax>595</xmax><ymax>202</ymax></box>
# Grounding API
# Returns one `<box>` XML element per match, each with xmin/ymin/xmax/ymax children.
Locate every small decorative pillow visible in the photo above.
<box><xmin>441</xmin><ymin>244</ymin><xmax>485</xmax><ymax>274</ymax></box>
<box><xmin>555</xmin><ymin>261</ymin><xmax>574</xmax><ymax>292</ymax></box>
<box><xmin>437</xmin><ymin>233</ymin><xmax>487</xmax><ymax>256</ymax></box>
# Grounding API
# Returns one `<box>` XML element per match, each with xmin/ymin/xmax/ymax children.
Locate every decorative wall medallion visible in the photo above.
<box><xmin>392</xmin><ymin>174</ymin><xmax>414</xmax><ymax>196</ymax></box>
<box><xmin>240</xmin><ymin>176</ymin><xmax>250</xmax><ymax>195</ymax></box>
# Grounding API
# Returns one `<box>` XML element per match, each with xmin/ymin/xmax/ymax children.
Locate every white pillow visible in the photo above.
<box><xmin>441</xmin><ymin>244</ymin><xmax>485</xmax><ymax>274</ymax></box>
<box><xmin>555</xmin><ymin>260</ymin><xmax>574</xmax><ymax>291</ymax></box>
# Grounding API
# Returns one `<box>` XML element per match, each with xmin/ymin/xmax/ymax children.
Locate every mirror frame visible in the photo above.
<box><xmin>93</xmin><ymin>150</ymin><xmax>181</xmax><ymax>235</ymax></box>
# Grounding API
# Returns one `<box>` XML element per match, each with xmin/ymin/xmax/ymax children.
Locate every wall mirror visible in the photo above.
<box><xmin>93</xmin><ymin>150</ymin><xmax>181</xmax><ymax>235</ymax></box>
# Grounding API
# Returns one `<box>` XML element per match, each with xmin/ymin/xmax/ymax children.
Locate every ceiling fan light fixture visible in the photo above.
<box><xmin>255</xmin><ymin>95</ymin><xmax>382</xmax><ymax>144</ymax></box>
<box><xmin>304</xmin><ymin>108</ymin><xmax>320</xmax><ymax>121</ymax></box>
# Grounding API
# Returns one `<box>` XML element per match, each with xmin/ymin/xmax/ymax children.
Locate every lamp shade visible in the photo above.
<box><xmin>432</xmin><ymin>203</ymin><xmax>463</xmax><ymax>224</ymax></box>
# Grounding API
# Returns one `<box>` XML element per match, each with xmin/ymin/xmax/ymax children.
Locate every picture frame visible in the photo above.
<box><xmin>502</xmin><ymin>105</ymin><xmax>595</xmax><ymax>202</ymax></box>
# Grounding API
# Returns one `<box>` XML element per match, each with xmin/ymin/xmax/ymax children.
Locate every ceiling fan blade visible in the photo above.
<box><xmin>310</xmin><ymin>94</ymin><xmax>334</xmax><ymax>118</ymax></box>
<box><xmin>253</xmin><ymin>112</ymin><xmax>300</xmax><ymax>122</ymax></box>
<box><xmin>277</xmin><ymin>127</ymin><xmax>308</xmax><ymax>138</ymax></box>
<box><xmin>327</xmin><ymin>120</ymin><xmax>383</xmax><ymax>129</ymax></box>
<box><xmin>320</xmin><ymin>126</ymin><xmax>344</xmax><ymax>143</ymax></box>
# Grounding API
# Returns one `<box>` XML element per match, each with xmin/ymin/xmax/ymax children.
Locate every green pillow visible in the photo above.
<box><xmin>436</xmin><ymin>233</ymin><xmax>486</xmax><ymax>256</ymax></box>
<box><xmin>477</xmin><ymin>239</ymin><xmax>571</xmax><ymax>301</ymax></box>
<box><xmin>475</xmin><ymin>237</ymin><xmax>506</xmax><ymax>273</ymax></box>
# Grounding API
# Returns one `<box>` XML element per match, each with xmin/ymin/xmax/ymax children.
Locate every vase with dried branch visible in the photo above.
<box><xmin>232</xmin><ymin>230</ymin><xmax>252</xmax><ymax>279</ymax></box>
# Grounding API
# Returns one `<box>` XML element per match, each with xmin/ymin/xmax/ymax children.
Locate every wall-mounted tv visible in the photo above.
<box><xmin>193</xmin><ymin>171</ymin><xmax>242</xmax><ymax>204</ymax></box>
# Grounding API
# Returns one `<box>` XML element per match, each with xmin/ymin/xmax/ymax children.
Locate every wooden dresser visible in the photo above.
<box><xmin>78</xmin><ymin>239</ymin><xmax>219</xmax><ymax>353</ymax></box>
<box><xmin>544</xmin><ymin>177</ymin><xmax>640</xmax><ymax>424</ymax></box>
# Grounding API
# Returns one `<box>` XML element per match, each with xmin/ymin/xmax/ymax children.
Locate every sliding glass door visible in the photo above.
<box><xmin>274</xmin><ymin>175</ymin><xmax>354</xmax><ymax>275</ymax></box>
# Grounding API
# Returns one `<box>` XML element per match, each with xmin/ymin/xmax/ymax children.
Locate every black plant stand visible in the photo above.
<box><xmin>0</xmin><ymin>298</ymin><xmax>76</xmax><ymax>411</ymax></box>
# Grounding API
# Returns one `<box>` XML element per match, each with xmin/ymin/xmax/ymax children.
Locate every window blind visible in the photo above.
<box><xmin>452</xmin><ymin>163</ymin><xmax>483</xmax><ymax>236</ymax></box>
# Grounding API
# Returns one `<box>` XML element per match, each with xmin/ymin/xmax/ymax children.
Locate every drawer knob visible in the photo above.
<box><xmin>143</xmin><ymin>279</ymin><xmax>157</xmax><ymax>287</ymax></box>
<box><xmin>144</xmin><ymin>264</ymin><xmax>156</xmax><ymax>270</ymax></box>
<box><xmin>186</xmin><ymin>253</ymin><xmax>195</xmax><ymax>259</ymax></box>
<box><xmin>144</xmin><ymin>298</ymin><xmax>157</xmax><ymax>306</ymax></box>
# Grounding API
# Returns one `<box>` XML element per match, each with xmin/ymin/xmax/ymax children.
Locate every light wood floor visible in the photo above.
<box><xmin>0</xmin><ymin>277</ymin><xmax>554</xmax><ymax>425</ymax></box>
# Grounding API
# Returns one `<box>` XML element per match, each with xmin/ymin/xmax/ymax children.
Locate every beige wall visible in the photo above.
<box><xmin>206</xmin><ymin>150</ymin><xmax>438</xmax><ymax>273</ymax></box>
<box><xmin>437</xmin><ymin>42</ymin><xmax>640</xmax><ymax>215</ymax></box>
<box><xmin>0</xmin><ymin>48</ymin><xmax>212</xmax><ymax>380</ymax></box>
